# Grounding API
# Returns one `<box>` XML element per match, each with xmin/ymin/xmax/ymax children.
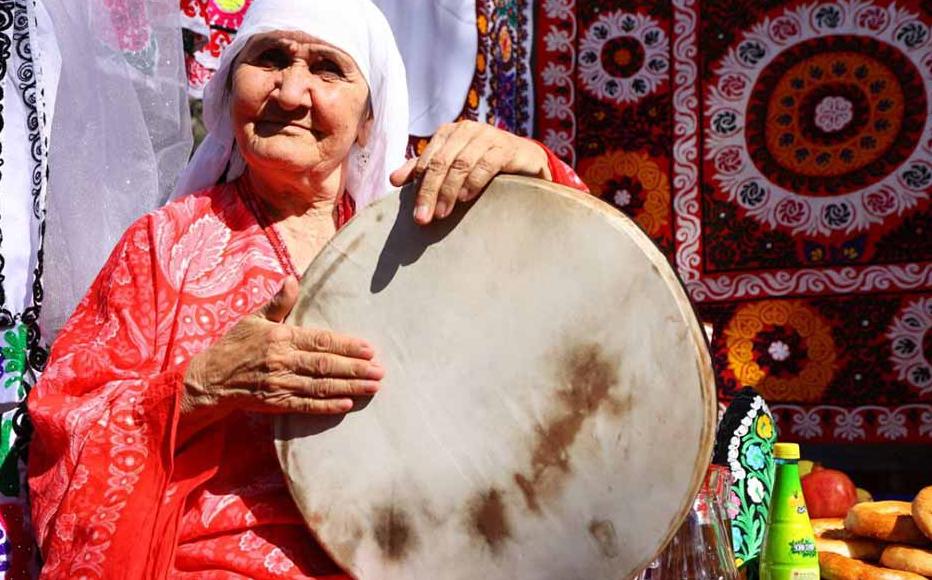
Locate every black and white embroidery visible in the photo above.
<box><xmin>0</xmin><ymin>0</ymin><xmax>48</xmax><ymax>463</ymax></box>
<box><xmin>13</xmin><ymin>0</ymin><xmax>41</xmax><ymax>219</ymax></box>
<box><xmin>0</xmin><ymin>1</ymin><xmax>16</xmax><ymax>329</ymax></box>
<box><xmin>11</xmin><ymin>0</ymin><xmax>48</xmax><ymax>460</ymax></box>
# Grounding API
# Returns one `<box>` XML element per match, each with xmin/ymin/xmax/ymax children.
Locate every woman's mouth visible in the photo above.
<box><xmin>255</xmin><ymin>120</ymin><xmax>313</xmax><ymax>136</ymax></box>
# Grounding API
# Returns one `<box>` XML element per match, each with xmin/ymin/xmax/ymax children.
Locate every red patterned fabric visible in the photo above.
<box><xmin>28</xmin><ymin>153</ymin><xmax>584</xmax><ymax>578</ymax></box>
<box><xmin>690</xmin><ymin>1</ymin><xmax>932</xmax><ymax>444</ymax></box>
<box><xmin>28</xmin><ymin>183</ymin><xmax>343</xmax><ymax>579</ymax></box>
<box><xmin>524</xmin><ymin>0</ymin><xmax>931</xmax><ymax>444</ymax></box>
<box><xmin>538</xmin><ymin>141</ymin><xmax>589</xmax><ymax>193</ymax></box>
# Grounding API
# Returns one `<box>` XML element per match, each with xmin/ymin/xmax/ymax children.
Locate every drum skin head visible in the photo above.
<box><xmin>276</xmin><ymin>175</ymin><xmax>716</xmax><ymax>580</ymax></box>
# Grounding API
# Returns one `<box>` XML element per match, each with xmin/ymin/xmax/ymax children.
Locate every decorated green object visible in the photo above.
<box><xmin>759</xmin><ymin>443</ymin><xmax>819</xmax><ymax>580</ymax></box>
<box><xmin>713</xmin><ymin>387</ymin><xmax>778</xmax><ymax>575</ymax></box>
<box><xmin>0</xmin><ymin>322</ymin><xmax>43</xmax><ymax>501</ymax></box>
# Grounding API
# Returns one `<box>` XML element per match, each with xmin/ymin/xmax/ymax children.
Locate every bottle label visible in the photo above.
<box><xmin>788</xmin><ymin>538</ymin><xmax>816</xmax><ymax>558</ymax></box>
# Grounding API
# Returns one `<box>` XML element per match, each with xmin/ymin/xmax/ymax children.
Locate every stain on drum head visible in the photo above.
<box><xmin>276</xmin><ymin>175</ymin><xmax>717</xmax><ymax>580</ymax></box>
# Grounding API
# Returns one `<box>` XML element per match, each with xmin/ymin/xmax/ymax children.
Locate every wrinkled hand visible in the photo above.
<box><xmin>182</xmin><ymin>276</ymin><xmax>383</xmax><ymax>424</ymax></box>
<box><xmin>390</xmin><ymin>120</ymin><xmax>552</xmax><ymax>225</ymax></box>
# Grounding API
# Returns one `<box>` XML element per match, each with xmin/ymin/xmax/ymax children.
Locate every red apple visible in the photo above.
<box><xmin>801</xmin><ymin>467</ymin><xmax>858</xmax><ymax>518</ymax></box>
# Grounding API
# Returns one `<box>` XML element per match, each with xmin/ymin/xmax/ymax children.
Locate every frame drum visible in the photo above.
<box><xmin>276</xmin><ymin>175</ymin><xmax>716</xmax><ymax>580</ymax></box>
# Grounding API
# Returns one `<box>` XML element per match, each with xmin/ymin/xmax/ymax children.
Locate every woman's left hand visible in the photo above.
<box><xmin>389</xmin><ymin>120</ymin><xmax>552</xmax><ymax>225</ymax></box>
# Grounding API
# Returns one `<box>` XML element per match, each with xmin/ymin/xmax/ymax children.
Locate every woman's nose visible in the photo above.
<box><xmin>276</xmin><ymin>66</ymin><xmax>314</xmax><ymax>110</ymax></box>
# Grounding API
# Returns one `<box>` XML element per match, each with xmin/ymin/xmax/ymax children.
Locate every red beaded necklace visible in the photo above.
<box><xmin>234</xmin><ymin>179</ymin><xmax>356</xmax><ymax>279</ymax></box>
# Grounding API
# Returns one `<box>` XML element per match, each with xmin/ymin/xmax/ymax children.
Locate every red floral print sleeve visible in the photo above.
<box><xmin>27</xmin><ymin>215</ymin><xmax>184</xmax><ymax>579</ymax></box>
<box><xmin>536</xmin><ymin>141</ymin><xmax>590</xmax><ymax>193</ymax></box>
<box><xmin>28</xmin><ymin>185</ymin><xmax>348</xmax><ymax>580</ymax></box>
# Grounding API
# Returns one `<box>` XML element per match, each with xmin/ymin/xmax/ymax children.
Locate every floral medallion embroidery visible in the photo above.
<box><xmin>725</xmin><ymin>300</ymin><xmax>838</xmax><ymax>402</ymax></box>
<box><xmin>704</xmin><ymin>0</ymin><xmax>931</xmax><ymax>236</ymax></box>
<box><xmin>887</xmin><ymin>297</ymin><xmax>932</xmax><ymax>395</ymax></box>
<box><xmin>578</xmin><ymin>11</ymin><xmax>669</xmax><ymax>105</ymax></box>
<box><xmin>578</xmin><ymin>150</ymin><xmax>670</xmax><ymax>236</ymax></box>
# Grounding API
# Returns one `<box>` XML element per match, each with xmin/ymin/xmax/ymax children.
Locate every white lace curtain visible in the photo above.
<box><xmin>41</xmin><ymin>0</ymin><xmax>192</xmax><ymax>337</ymax></box>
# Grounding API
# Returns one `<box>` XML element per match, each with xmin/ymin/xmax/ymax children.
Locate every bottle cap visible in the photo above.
<box><xmin>773</xmin><ymin>442</ymin><xmax>800</xmax><ymax>460</ymax></box>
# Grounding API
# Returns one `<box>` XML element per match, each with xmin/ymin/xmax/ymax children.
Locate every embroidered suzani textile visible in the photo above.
<box><xmin>0</xmin><ymin>0</ymin><xmax>52</xmax><ymax>575</ymax></box>
<box><xmin>429</xmin><ymin>0</ymin><xmax>932</xmax><ymax>445</ymax></box>
<box><xmin>688</xmin><ymin>0</ymin><xmax>931</xmax><ymax>445</ymax></box>
<box><xmin>180</xmin><ymin>0</ymin><xmax>253</xmax><ymax>97</ymax></box>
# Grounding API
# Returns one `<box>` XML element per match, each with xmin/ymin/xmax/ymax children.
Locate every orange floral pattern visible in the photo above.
<box><xmin>725</xmin><ymin>300</ymin><xmax>837</xmax><ymax>402</ymax></box>
<box><xmin>579</xmin><ymin>150</ymin><xmax>670</xmax><ymax>236</ymax></box>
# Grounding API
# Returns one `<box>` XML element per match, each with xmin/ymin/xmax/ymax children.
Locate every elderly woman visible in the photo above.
<box><xmin>27</xmin><ymin>0</ymin><xmax>586</xmax><ymax>578</ymax></box>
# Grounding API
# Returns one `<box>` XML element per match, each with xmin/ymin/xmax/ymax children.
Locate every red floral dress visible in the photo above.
<box><xmin>27</xmin><ymin>150</ymin><xmax>587</xmax><ymax>579</ymax></box>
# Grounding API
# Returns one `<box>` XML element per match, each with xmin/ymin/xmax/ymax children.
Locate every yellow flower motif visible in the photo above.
<box><xmin>213</xmin><ymin>0</ymin><xmax>246</xmax><ymax>12</ymax></box>
<box><xmin>477</xmin><ymin>14</ymin><xmax>488</xmax><ymax>34</ymax></box>
<box><xmin>467</xmin><ymin>88</ymin><xmax>479</xmax><ymax>109</ymax></box>
<box><xmin>725</xmin><ymin>300</ymin><xmax>837</xmax><ymax>402</ymax></box>
<box><xmin>756</xmin><ymin>415</ymin><xmax>773</xmax><ymax>440</ymax></box>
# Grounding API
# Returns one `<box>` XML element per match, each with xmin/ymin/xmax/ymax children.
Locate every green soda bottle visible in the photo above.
<box><xmin>759</xmin><ymin>442</ymin><xmax>819</xmax><ymax>580</ymax></box>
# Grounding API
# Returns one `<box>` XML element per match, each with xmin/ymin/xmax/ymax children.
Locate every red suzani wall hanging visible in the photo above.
<box><xmin>530</xmin><ymin>0</ymin><xmax>931</xmax><ymax>445</ymax></box>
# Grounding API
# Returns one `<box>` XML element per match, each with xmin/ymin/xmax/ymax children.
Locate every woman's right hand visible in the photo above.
<box><xmin>181</xmin><ymin>276</ymin><xmax>383</xmax><ymax>425</ymax></box>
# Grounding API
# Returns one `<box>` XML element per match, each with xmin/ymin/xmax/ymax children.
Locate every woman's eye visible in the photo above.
<box><xmin>256</xmin><ymin>48</ymin><xmax>290</xmax><ymax>68</ymax></box>
<box><xmin>313</xmin><ymin>59</ymin><xmax>344</xmax><ymax>78</ymax></box>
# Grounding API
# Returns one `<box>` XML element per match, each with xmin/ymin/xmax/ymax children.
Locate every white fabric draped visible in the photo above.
<box><xmin>373</xmin><ymin>0</ymin><xmax>477</xmax><ymax>136</ymax></box>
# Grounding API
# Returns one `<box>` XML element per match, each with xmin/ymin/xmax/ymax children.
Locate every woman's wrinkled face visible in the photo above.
<box><xmin>230</xmin><ymin>31</ymin><xmax>371</xmax><ymax>181</ymax></box>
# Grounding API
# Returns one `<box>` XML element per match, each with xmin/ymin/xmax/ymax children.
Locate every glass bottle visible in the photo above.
<box><xmin>759</xmin><ymin>443</ymin><xmax>819</xmax><ymax>579</ymax></box>
<box><xmin>651</xmin><ymin>467</ymin><xmax>739</xmax><ymax>580</ymax></box>
<box><xmin>708</xmin><ymin>464</ymin><xmax>736</xmax><ymax>555</ymax></box>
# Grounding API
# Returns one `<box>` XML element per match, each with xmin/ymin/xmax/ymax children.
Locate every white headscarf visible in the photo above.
<box><xmin>173</xmin><ymin>0</ymin><xmax>409</xmax><ymax>208</ymax></box>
